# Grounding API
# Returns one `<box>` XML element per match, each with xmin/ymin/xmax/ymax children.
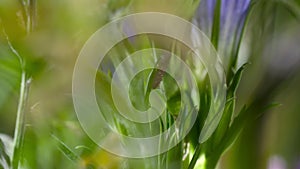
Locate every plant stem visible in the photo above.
<box><xmin>12</xmin><ymin>72</ymin><xmax>31</xmax><ymax>169</ymax></box>
<box><xmin>4</xmin><ymin>1</ymin><xmax>35</xmax><ymax>168</ymax></box>
<box><xmin>3</xmin><ymin>24</ymin><xmax>31</xmax><ymax>169</ymax></box>
<box><xmin>188</xmin><ymin>144</ymin><xmax>201</xmax><ymax>169</ymax></box>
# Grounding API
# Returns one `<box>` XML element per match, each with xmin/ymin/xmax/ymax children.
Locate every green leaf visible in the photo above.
<box><xmin>217</xmin><ymin>105</ymin><xmax>248</xmax><ymax>153</ymax></box>
<box><xmin>227</xmin><ymin>63</ymin><xmax>248</xmax><ymax>97</ymax></box>
<box><xmin>51</xmin><ymin>135</ymin><xmax>80</xmax><ymax>163</ymax></box>
<box><xmin>198</xmin><ymin>74</ymin><xmax>218</xmax><ymax>144</ymax></box>
<box><xmin>211</xmin><ymin>63</ymin><xmax>247</xmax><ymax>146</ymax></box>
<box><xmin>165</xmin><ymin>90</ymin><xmax>181</xmax><ymax>116</ymax></box>
<box><xmin>198</xmin><ymin>64</ymin><xmax>247</xmax><ymax>162</ymax></box>
<box><xmin>198</xmin><ymin>74</ymin><xmax>211</xmax><ymax>130</ymax></box>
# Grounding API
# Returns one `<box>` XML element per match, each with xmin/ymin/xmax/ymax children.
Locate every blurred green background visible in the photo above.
<box><xmin>0</xmin><ymin>0</ymin><xmax>300</xmax><ymax>169</ymax></box>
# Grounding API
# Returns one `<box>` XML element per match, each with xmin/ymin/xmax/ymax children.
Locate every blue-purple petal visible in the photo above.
<box><xmin>194</xmin><ymin>0</ymin><xmax>251</xmax><ymax>66</ymax></box>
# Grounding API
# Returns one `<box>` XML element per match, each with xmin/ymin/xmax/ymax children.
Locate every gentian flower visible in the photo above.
<box><xmin>194</xmin><ymin>0</ymin><xmax>251</xmax><ymax>70</ymax></box>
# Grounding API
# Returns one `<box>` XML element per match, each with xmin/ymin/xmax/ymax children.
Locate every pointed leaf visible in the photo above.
<box><xmin>227</xmin><ymin>63</ymin><xmax>248</xmax><ymax>97</ymax></box>
<box><xmin>213</xmin><ymin>63</ymin><xmax>247</xmax><ymax>143</ymax></box>
<box><xmin>52</xmin><ymin>135</ymin><xmax>80</xmax><ymax>163</ymax></box>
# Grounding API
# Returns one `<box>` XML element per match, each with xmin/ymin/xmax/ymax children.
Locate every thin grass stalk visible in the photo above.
<box><xmin>11</xmin><ymin>0</ymin><xmax>36</xmax><ymax>168</ymax></box>
<box><xmin>187</xmin><ymin>144</ymin><xmax>201</xmax><ymax>169</ymax></box>
<box><xmin>12</xmin><ymin>72</ymin><xmax>31</xmax><ymax>169</ymax></box>
<box><xmin>2</xmin><ymin>26</ymin><xmax>30</xmax><ymax>169</ymax></box>
<box><xmin>19</xmin><ymin>0</ymin><xmax>36</xmax><ymax>34</ymax></box>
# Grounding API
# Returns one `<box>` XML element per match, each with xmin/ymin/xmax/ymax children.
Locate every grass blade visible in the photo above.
<box><xmin>3</xmin><ymin>30</ymin><xmax>31</xmax><ymax>169</ymax></box>
<box><xmin>11</xmin><ymin>73</ymin><xmax>30</xmax><ymax>169</ymax></box>
<box><xmin>52</xmin><ymin>135</ymin><xmax>80</xmax><ymax>163</ymax></box>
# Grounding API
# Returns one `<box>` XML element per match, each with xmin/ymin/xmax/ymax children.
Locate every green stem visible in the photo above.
<box><xmin>12</xmin><ymin>72</ymin><xmax>30</xmax><ymax>169</ymax></box>
<box><xmin>188</xmin><ymin>144</ymin><xmax>201</xmax><ymax>169</ymax></box>
<box><xmin>3</xmin><ymin>22</ymin><xmax>31</xmax><ymax>169</ymax></box>
<box><xmin>19</xmin><ymin>0</ymin><xmax>37</xmax><ymax>33</ymax></box>
<box><xmin>4</xmin><ymin>1</ymin><xmax>35</xmax><ymax>168</ymax></box>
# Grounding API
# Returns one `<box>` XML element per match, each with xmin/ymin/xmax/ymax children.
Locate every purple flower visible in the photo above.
<box><xmin>194</xmin><ymin>0</ymin><xmax>251</xmax><ymax>67</ymax></box>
